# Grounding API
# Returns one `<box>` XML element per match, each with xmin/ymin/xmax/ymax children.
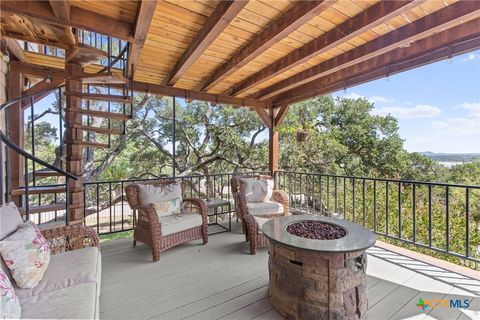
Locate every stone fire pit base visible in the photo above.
<box><xmin>268</xmin><ymin>241</ymin><xmax>368</xmax><ymax>320</ymax></box>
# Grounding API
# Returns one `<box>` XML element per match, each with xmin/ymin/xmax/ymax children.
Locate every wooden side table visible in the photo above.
<box><xmin>204</xmin><ymin>198</ymin><xmax>232</xmax><ymax>235</ymax></box>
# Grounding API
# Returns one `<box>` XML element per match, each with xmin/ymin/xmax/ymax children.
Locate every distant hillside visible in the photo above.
<box><xmin>420</xmin><ymin>152</ymin><xmax>480</xmax><ymax>162</ymax></box>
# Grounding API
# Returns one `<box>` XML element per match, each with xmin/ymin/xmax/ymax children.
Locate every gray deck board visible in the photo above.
<box><xmin>99</xmin><ymin>223</ymin><xmax>479</xmax><ymax>320</ymax></box>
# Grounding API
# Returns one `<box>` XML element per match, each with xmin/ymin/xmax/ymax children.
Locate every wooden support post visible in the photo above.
<box><xmin>7</xmin><ymin>68</ymin><xmax>23</xmax><ymax>205</ymax></box>
<box><xmin>64</xmin><ymin>58</ymin><xmax>84</xmax><ymax>224</ymax></box>
<box><xmin>269</xmin><ymin>107</ymin><xmax>279</xmax><ymax>176</ymax></box>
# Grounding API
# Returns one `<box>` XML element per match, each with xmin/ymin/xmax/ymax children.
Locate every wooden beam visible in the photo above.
<box><xmin>10</xmin><ymin>61</ymin><xmax>66</xmax><ymax>80</ymax></box>
<box><xmin>2</xmin><ymin>38</ymin><xmax>27</xmax><ymax>62</ymax></box>
<box><xmin>229</xmin><ymin>0</ymin><xmax>420</xmax><ymax>96</ymax></box>
<box><xmin>128</xmin><ymin>0</ymin><xmax>158</xmax><ymax>78</ymax></box>
<box><xmin>21</xmin><ymin>79</ymin><xmax>64</xmax><ymax>109</ymax></box>
<box><xmin>1</xmin><ymin>1</ymin><xmax>133</xmax><ymax>41</ymax></box>
<box><xmin>274</xmin><ymin>104</ymin><xmax>289</xmax><ymax>127</ymax></box>
<box><xmin>256</xmin><ymin>1</ymin><xmax>480</xmax><ymax>100</ymax></box>
<box><xmin>200</xmin><ymin>0</ymin><xmax>335</xmax><ymax>92</ymax></box>
<box><xmin>164</xmin><ymin>0</ymin><xmax>247</xmax><ymax>86</ymax></box>
<box><xmin>255</xmin><ymin>108</ymin><xmax>272</xmax><ymax>129</ymax></box>
<box><xmin>49</xmin><ymin>0</ymin><xmax>70</xmax><ymax>21</ymax></box>
<box><xmin>271</xmin><ymin>19</ymin><xmax>480</xmax><ymax>106</ymax></box>
<box><xmin>132</xmin><ymin>82</ymin><xmax>267</xmax><ymax>109</ymax></box>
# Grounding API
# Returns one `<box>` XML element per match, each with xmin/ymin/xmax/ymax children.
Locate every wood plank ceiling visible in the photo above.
<box><xmin>2</xmin><ymin>0</ymin><xmax>480</xmax><ymax>108</ymax></box>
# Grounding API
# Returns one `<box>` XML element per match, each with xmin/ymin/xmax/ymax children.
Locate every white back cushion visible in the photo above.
<box><xmin>137</xmin><ymin>182</ymin><xmax>183</xmax><ymax>206</ymax></box>
<box><xmin>239</xmin><ymin>178</ymin><xmax>273</xmax><ymax>203</ymax></box>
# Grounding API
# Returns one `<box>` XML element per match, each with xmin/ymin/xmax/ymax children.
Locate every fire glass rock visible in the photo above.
<box><xmin>286</xmin><ymin>220</ymin><xmax>347</xmax><ymax>240</ymax></box>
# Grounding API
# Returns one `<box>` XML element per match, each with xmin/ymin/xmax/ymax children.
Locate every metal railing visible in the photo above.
<box><xmin>276</xmin><ymin>171</ymin><xmax>480</xmax><ymax>264</ymax></box>
<box><xmin>82</xmin><ymin>172</ymin><xmax>267</xmax><ymax>235</ymax></box>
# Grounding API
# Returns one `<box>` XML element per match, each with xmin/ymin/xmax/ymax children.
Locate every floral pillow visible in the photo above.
<box><xmin>0</xmin><ymin>268</ymin><xmax>21</xmax><ymax>319</ymax></box>
<box><xmin>0</xmin><ymin>221</ymin><xmax>50</xmax><ymax>289</ymax></box>
<box><xmin>153</xmin><ymin>198</ymin><xmax>182</xmax><ymax>217</ymax></box>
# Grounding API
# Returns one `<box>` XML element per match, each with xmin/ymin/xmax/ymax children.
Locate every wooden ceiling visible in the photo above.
<box><xmin>2</xmin><ymin>0</ymin><xmax>480</xmax><ymax>108</ymax></box>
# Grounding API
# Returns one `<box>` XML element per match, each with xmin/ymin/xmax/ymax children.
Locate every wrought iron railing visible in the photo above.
<box><xmin>81</xmin><ymin>172</ymin><xmax>267</xmax><ymax>235</ymax></box>
<box><xmin>276</xmin><ymin>171</ymin><xmax>480</xmax><ymax>264</ymax></box>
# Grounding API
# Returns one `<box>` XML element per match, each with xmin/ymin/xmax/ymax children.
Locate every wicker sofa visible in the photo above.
<box><xmin>231</xmin><ymin>175</ymin><xmax>289</xmax><ymax>254</ymax></box>
<box><xmin>0</xmin><ymin>203</ymin><xmax>101</xmax><ymax>319</ymax></box>
<box><xmin>125</xmin><ymin>180</ymin><xmax>208</xmax><ymax>261</ymax></box>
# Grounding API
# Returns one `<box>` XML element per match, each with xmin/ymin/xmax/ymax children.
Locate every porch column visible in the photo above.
<box><xmin>7</xmin><ymin>66</ymin><xmax>23</xmax><ymax>205</ymax></box>
<box><xmin>269</xmin><ymin>108</ymin><xmax>279</xmax><ymax>175</ymax></box>
<box><xmin>64</xmin><ymin>57</ymin><xmax>84</xmax><ymax>225</ymax></box>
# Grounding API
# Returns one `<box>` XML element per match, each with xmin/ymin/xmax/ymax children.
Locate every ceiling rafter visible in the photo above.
<box><xmin>164</xmin><ymin>0</ymin><xmax>248</xmax><ymax>86</ymax></box>
<box><xmin>48</xmin><ymin>0</ymin><xmax>70</xmax><ymax>21</ymax></box>
<box><xmin>228</xmin><ymin>0</ymin><xmax>421</xmax><ymax>96</ymax></box>
<box><xmin>271</xmin><ymin>19</ymin><xmax>480</xmax><ymax>106</ymax></box>
<box><xmin>255</xmin><ymin>0</ymin><xmax>480</xmax><ymax>100</ymax></box>
<box><xmin>1</xmin><ymin>0</ymin><xmax>133</xmax><ymax>41</ymax></box>
<box><xmin>128</xmin><ymin>0</ymin><xmax>158</xmax><ymax>78</ymax></box>
<box><xmin>199</xmin><ymin>0</ymin><xmax>336</xmax><ymax>92</ymax></box>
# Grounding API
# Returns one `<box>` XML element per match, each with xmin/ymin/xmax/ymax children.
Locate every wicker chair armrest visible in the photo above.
<box><xmin>272</xmin><ymin>190</ymin><xmax>289</xmax><ymax>216</ymax></box>
<box><xmin>236</xmin><ymin>192</ymin><xmax>250</xmax><ymax>219</ymax></box>
<box><xmin>41</xmin><ymin>225</ymin><xmax>99</xmax><ymax>255</ymax></box>
<box><xmin>243</xmin><ymin>214</ymin><xmax>258</xmax><ymax>234</ymax></box>
<box><xmin>183</xmin><ymin>198</ymin><xmax>208</xmax><ymax>225</ymax></box>
<box><xmin>138</xmin><ymin>204</ymin><xmax>161</xmax><ymax>229</ymax></box>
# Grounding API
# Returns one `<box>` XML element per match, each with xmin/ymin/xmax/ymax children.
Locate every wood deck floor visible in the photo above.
<box><xmin>100</xmin><ymin>223</ymin><xmax>480</xmax><ymax>320</ymax></box>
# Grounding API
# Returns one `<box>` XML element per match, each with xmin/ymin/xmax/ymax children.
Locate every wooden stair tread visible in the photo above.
<box><xmin>68</xmin><ymin>108</ymin><xmax>132</xmax><ymax>121</ymax></box>
<box><xmin>11</xmin><ymin>186</ymin><xmax>66</xmax><ymax>196</ymax></box>
<box><xmin>64</xmin><ymin>92</ymin><xmax>132</xmax><ymax>104</ymax></box>
<box><xmin>70</xmin><ymin>124</ymin><xmax>123</xmax><ymax>135</ymax></box>
<box><xmin>69</xmin><ymin>72</ymin><xmax>128</xmax><ymax>84</ymax></box>
<box><xmin>76</xmin><ymin>140</ymin><xmax>110</xmax><ymax>149</ymax></box>
<box><xmin>34</xmin><ymin>170</ymin><xmax>65</xmax><ymax>177</ymax></box>
<box><xmin>66</xmin><ymin>43</ymin><xmax>107</xmax><ymax>67</ymax></box>
<box><xmin>18</xmin><ymin>204</ymin><xmax>66</xmax><ymax>215</ymax></box>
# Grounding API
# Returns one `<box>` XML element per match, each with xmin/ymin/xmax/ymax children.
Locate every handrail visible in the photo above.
<box><xmin>0</xmin><ymin>86</ymin><xmax>64</xmax><ymax>112</ymax></box>
<box><xmin>0</xmin><ymin>130</ymin><xmax>77</xmax><ymax>180</ymax></box>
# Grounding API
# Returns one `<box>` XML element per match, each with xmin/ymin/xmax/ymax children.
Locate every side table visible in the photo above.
<box><xmin>204</xmin><ymin>198</ymin><xmax>232</xmax><ymax>235</ymax></box>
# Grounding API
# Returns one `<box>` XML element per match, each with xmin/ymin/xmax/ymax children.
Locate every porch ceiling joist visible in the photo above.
<box><xmin>48</xmin><ymin>0</ymin><xmax>70</xmax><ymax>21</ymax></box>
<box><xmin>271</xmin><ymin>19</ymin><xmax>480</xmax><ymax>106</ymax></box>
<box><xmin>0</xmin><ymin>0</ymin><xmax>133</xmax><ymax>41</ymax></box>
<box><xmin>200</xmin><ymin>0</ymin><xmax>336</xmax><ymax>92</ymax></box>
<box><xmin>164</xmin><ymin>0</ymin><xmax>248</xmax><ymax>86</ymax></box>
<box><xmin>9</xmin><ymin>61</ymin><xmax>267</xmax><ymax>109</ymax></box>
<box><xmin>229</xmin><ymin>0</ymin><xmax>420</xmax><ymax>96</ymax></box>
<box><xmin>255</xmin><ymin>0</ymin><xmax>480</xmax><ymax>100</ymax></box>
<box><xmin>2</xmin><ymin>38</ymin><xmax>27</xmax><ymax>62</ymax></box>
<box><xmin>128</xmin><ymin>0</ymin><xmax>158</xmax><ymax>78</ymax></box>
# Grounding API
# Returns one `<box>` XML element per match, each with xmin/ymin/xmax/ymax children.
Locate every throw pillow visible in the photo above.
<box><xmin>239</xmin><ymin>178</ymin><xmax>274</xmax><ymax>203</ymax></box>
<box><xmin>0</xmin><ymin>268</ymin><xmax>21</xmax><ymax>319</ymax></box>
<box><xmin>0</xmin><ymin>221</ymin><xmax>50</xmax><ymax>289</ymax></box>
<box><xmin>153</xmin><ymin>198</ymin><xmax>182</xmax><ymax>217</ymax></box>
<box><xmin>137</xmin><ymin>181</ymin><xmax>183</xmax><ymax>206</ymax></box>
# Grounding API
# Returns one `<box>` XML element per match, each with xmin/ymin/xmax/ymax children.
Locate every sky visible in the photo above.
<box><xmin>333</xmin><ymin>50</ymin><xmax>480</xmax><ymax>154</ymax></box>
<box><xmin>34</xmin><ymin>50</ymin><xmax>480</xmax><ymax>154</ymax></box>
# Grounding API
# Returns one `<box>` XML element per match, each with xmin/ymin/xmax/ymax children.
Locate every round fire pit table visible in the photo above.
<box><xmin>262</xmin><ymin>215</ymin><xmax>376</xmax><ymax>320</ymax></box>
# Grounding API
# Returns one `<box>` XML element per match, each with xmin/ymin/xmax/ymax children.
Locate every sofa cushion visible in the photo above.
<box><xmin>153</xmin><ymin>197</ymin><xmax>182</xmax><ymax>217</ymax></box>
<box><xmin>0</xmin><ymin>268</ymin><xmax>21</xmax><ymax>319</ymax></box>
<box><xmin>0</xmin><ymin>202</ymin><xmax>23</xmax><ymax>241</ymax></box>
<box><xmin>20</xmin><ymin>282</ymin><xmax>98</xmax><ymax>319</ymax></box>
<box><xmin>239</xmin><ymin>178</ymin><xmax>273</xmax><ymax>203</ymax></box>
<box><xmin>0</xmin><ymin>221</ymin><xmax>50</xmax><ymax>289</ymax></box>
<box><xmin>246</xmin><ymin>201</ymin><xmax>284</xmax><ymax>216</ymax></box>
<box><xmin>137</xmin><ymin>182</ymin><xmax>183</xmax><ymax>206</ymax></box>
<box><xmin>253</xmin><ymin>217</ymin><xmax>270</xmax><ymax>234</ymax></box>
<box><xmin>13</xmin><ymin>246</ymin><xmax>101</xmax><ymax>299</ymax></box>
<box><xmin>160</xmin><ymin>213</ymin><xmax>203</xmax><ymax>236</ymax></box>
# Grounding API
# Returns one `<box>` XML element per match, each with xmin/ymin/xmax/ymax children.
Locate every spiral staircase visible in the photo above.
<box><xmin>0</xmin><ymin>35</ymin><xmax>134</xmax><ymax>226</ymax></box>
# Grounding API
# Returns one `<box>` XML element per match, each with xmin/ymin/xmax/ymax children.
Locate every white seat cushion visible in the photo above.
<box><xmin>160</xmin><ymin>213</ymin><xmax>203</xmax><ymax>236</ymax></box>
<box><xmin>20</xmin><ymin>282</ymin><xmax>98</xmax><ymax>319</ymax></box>
<box><xmin>14</xmin><ymin>246</ymin><xmax>101</xmax><ymax>299</ymax></box>
<box><xmin>246</xmin><ymin>201</ymin><xmax>284</xmax><ymax>216</ymax></box>
<box><xmin>253</xmin><ymin>217</ymin><xmax>270</xmax><ymax>234</ymax></box>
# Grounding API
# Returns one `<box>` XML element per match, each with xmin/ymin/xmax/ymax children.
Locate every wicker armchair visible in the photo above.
<box><xmin>231</xmin><ymin>175</ymin><xmax>289</xmax><ymax>254</ymax></box>
<box><xmin>41</xmin><ymin>224</ymin><xmax>100</xmax><ymax>254</ymax></box>
<box><xmin>125</xmin><ymin>180</ymin><xmax>208</xmax><ymax>261</ymax></box>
